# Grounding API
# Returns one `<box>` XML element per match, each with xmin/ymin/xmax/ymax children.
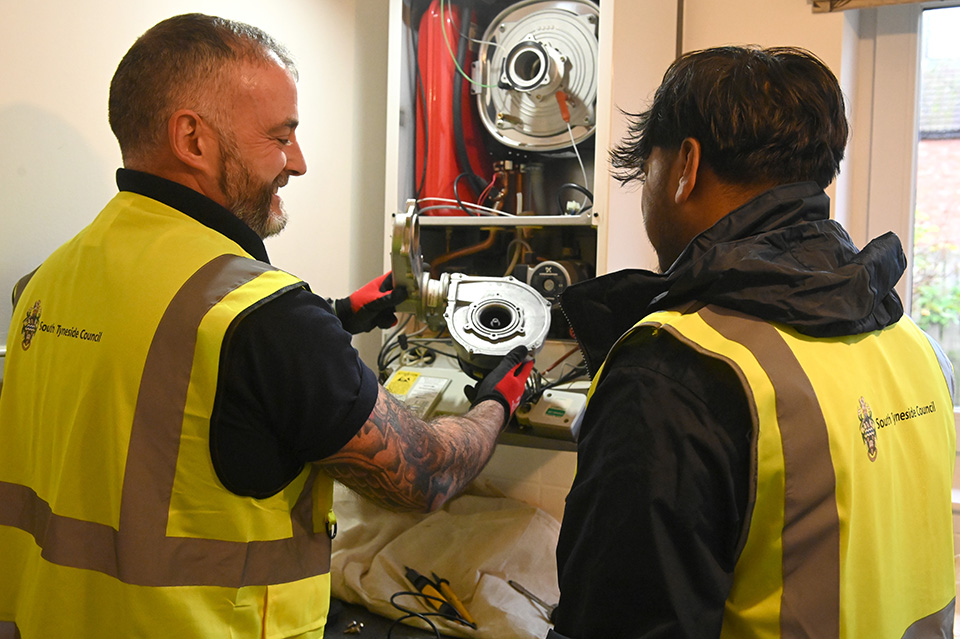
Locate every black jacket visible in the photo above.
<box><xmin>563</xmin><ymin>181</ymin><xmax>905</xmax><ymax>376</ymax></box>
<box><xmin>551</xmin><ymin>182</ymin><xmax>907</xmax><ymax>639</ymax></box>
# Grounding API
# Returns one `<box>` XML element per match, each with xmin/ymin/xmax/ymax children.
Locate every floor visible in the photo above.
<box><xmin>327</xmin><ymin>598</ymin><xmax>458</xmax><ymax>639</ymax></box>
<box><xmin>329</xmin><ymin>553</ymin><xmax>960</xmax><ymax>637</ymax></box>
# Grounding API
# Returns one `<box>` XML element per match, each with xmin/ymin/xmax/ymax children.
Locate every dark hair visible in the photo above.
<box><xmin>611</xmin><ymin>46</ymin><xmax>848</xmax><ymax>190</ymax></box>
<box><xmin>108</xmin><ymin>13</ymin><xmax>296</xmax><ymax>163</ymax></box>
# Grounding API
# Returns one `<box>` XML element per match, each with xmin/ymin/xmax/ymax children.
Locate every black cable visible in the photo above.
<box><xmin>415</xmin><ymin>65</ymin><xmax>429</xmax><ymax>205</ymax></box>
<box><xmin>382</xmin><ymin>346</ymin><xmax>441</xmax><ymax>374</ymax></box>
<box><xmin>451</xmin><ymin>2</ymin><xmax>488</xmax><ymax>199</ymax></box>
<box><xmin>453</xmin><ymin>173</ymin><xmax>478</xmax><ymax>215</ymax></box>
<box><xmin>556</xmin><ymin>182</ymin><xmax>595</xmax><ymax>215</ymax></box>
<box><xmin>379</xmin><ymin>334</ymin><xmax>460</xmax><ymax>379</ymax></box>
<box><xmin>388</xmin><ymin>591</ymin><xmax>443</xmax><ymax>639</ymax></box>
<box><xmin>388</xmin><ymin>591</ymin><xmax>474</xmax><ymax>638</ymax></box>
<box><xmin>401</xmin><ymin>341</ymin><xmax>459</xmax><ymax>362</ymax></box>
<box><xmin>378</xmin><ymin>315</ymin><xmax>412</xmax><ymax>373</ymax></box>
<box><xmin>414</xmin><ymin>28</ymin><xmax>429</xmax><ymax>208</ymax></box>
<box><xmin>527</xmin><ymin>365</ymin><xmax>588</xmax><ymax>403</ymax></box>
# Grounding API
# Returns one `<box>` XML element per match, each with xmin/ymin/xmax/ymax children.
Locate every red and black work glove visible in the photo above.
<box><xmin>464</xmin><ymin>345</ymin><xmax>535</xmax><ymax>429</ymax></box>
<box><xmin>334</xmin><ymin>272</ymin><xmax>408</xmax><ymax>335</ymax></box>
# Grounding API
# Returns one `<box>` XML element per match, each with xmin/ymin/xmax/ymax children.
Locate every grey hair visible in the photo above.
<box><xmin>108</xmin><ymin>13</ymin><xmax>297</xmax><ymax>164</ymax></box>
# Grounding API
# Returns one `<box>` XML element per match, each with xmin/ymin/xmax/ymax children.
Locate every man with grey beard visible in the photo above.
<box><xmin>0</xmin><ymin>13</ymin><xmax>532</xmax><ymax>638</ymax></box>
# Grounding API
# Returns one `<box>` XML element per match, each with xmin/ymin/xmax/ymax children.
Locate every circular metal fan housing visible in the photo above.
<box><xmin>443</xmin><ymin>273</ymin><xmax>550</xmax><ymax>372</ymax></box>
<box><xmin>474</xmin><ymin>0</ymin><xmax>599</xmax><ymax>152</ymax></box>
<box><xmin>391</xmin><ymin>205</ymin><xmax>551</xmax><ymax>372</ymax></box>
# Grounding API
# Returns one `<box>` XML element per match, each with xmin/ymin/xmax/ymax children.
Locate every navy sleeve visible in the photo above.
<box><xmin>552</xmin><ymin>330</ymin><xmax>751</xmax><ymax>639</ymax></box>
<box><xmin>210</xmin><ymin>287</ymin><xmax>380</xmax><ymax>498</ymax></box>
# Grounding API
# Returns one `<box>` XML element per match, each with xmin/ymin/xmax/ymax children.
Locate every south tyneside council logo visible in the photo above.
<box><xmin>21</xmin><ymin>300</ymin><xmax>41</xmax><ymax>351</ymax></box>
<box><xmin>858</xmin><ymin>396</ymin><xmax>878</xmax><ymax>462</ymax></box>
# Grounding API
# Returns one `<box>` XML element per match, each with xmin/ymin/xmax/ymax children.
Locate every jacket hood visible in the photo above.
<box><xmin>561</xmin><ymin>182</ymin><xmax>906</xmax><ymax>376</ymax></box>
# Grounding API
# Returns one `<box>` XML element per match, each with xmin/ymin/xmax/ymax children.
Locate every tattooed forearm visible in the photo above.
<box><xmin>319</xmin><ymin>385</ymin><xmax>504</xmax><ymax>512</ymax></box>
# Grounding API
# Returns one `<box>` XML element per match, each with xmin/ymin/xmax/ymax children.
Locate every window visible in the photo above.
<box><xmin>911</xmin><ymin>6</ymin><xmax>960</xmax><ymax>379</ymax></box>
<box><xmin>854</xmin><ymin>1</ymin><xmax>960</xmax><ymax>405</ymax></box>
<box><xmin>849</xmin><ymin>0</ymin><xmax>960</xmax><ymax>615</ymax></box>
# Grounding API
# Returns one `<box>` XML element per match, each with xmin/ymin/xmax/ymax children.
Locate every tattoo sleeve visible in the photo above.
<box><xmin>317</xmin><ymin>385</ymin><xmax>505</xmax><ymax>512</ymax></box>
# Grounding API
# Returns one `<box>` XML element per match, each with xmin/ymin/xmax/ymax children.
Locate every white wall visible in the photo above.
<box><xmin>0</xmin><ymin>0</ymin><xmax>390</xmax><ymax>370</ymax></box>
<box><xmin>600</xmin><ymin>1</ymin><xmax>681</xmax><ymax>274</ymax></box>
<box><xmin>596</xmin><ymin>0</ymin><xmax>851</xmax><ymax>274</ymax></box>
<box><xmin>683</xmin><ymin>0</ymin><xmax>853</xmax><ymax>232</ymax></box>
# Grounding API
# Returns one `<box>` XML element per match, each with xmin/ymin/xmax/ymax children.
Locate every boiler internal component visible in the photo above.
<box><xmin>473</xmin><ymin>0</ymin><xmax>599</xmax><ymax>152</ymax></box>
<box><xmin>391</xmin><ymin>204</ymin><xmax>551</xmax><ymax>373</ymax></box>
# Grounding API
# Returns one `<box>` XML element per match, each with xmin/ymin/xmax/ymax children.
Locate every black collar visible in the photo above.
<box><xmin>115</xmin><ymin>168</ymin><xmax>270</xmax><ymax>263</ymax></box>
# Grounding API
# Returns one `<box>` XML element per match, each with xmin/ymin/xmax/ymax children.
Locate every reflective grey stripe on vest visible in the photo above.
<box><xmin>699</xmin><ymin>306</ymin><xmax>841</xmax><ymax>638</ymax></box>
<box><xmin>10</xmin><ymin>267</ymin><xmax>38</xmax><ymax>310</ymax></box>
<box><xmin>923</xmin><ymin>331</ymin><xmax>956</xmax><ymax>403</ymax></box>
<box><xmin>0</xmin><ymin>621</ymin><xmax>20</xmax><ymax>639</ymax></box>
<box><xmin>0</xmin><ymin>254</ymin><xmax>330</xmax><ymax>587</ymax></box>
<box><xmin>696</xmin><ymin>306</ymin><xmax>954</xmax><ymax>639</ymax></box>
<box><xmin>901</xmin><ymin>599</ymin><xmax>955</xmax><ymax>639</ymax></box>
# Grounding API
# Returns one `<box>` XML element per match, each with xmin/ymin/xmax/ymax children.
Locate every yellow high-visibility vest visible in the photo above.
<box><xmin>590</xmin><ymin>305</ymin><xmax>956</xmax><ymax>639</ymax></box>
<box><xmin>0</xmin><ymin>191</ymin><xmax>335</xmax><ymax>638</ymax></box>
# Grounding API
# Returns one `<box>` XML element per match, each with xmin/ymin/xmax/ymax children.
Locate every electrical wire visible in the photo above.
<box><xmin>451</xmin><ymin>4</ymin><xmax>488</xmax><ymax>197</ymax></box>
<box><xmin>379</xmin><ymin>331</ymin><xmax>461</xmax><ymax>380</ymax></box>
<box><xmin>566</xmin><ymin>120</ymin><xmax>589</xmax><ymax>189</ymax></box>
<box><xmin>415</xmin><ymin>204</ymin><xmax>514</xmax><ymax>217</ymax></box>
<box><xmin>398</xmin><ymin>346</ymin><xmax>438</xmax><ymax>368</ymax></box>
<box><xmin>503</xmin><ymin>238</ymin><xmax>534</xmax><ymax>276</ymax></box>
<box><xmin>416</xmin><ymin>197</ymin><xmax>517</xmax><ymax>217</ymax></box>
<box><xmin>558</xmin><ymin>119</ymin><xmax>594</xmax><ymax>214</ymax></box>
<box><xmin>556</xmin><ymin>183</ymin><xmax>594</xmax><ymax>216</ymax></box>
<box><xmin>476</xmin><ymin>173</ymin><xmax>500</xmax><ymax>208</ymax></box>
<box><xmin>378</xmin><ymin>315</ymin><xmax>415</xmax><ymax>374</ymax></box>
<box><xmin>388</xmin><ymin>591</ymin><xmax>473</xmax><ymax>638</ymax></box>
<box><xmin>526</xmin><ymin>363</ymin><xmax>588</xmax><ymax>404</ymax></box>
<box><xmin>439</xmin><ymin>0</ymin><xmax>499</xmax><ymax>89</ymax></box>
<box><xmin>414</xmin><ymin>35</ymin><xmax>429</xmax><ymax>203</ymax></box>
<box><xmin>452</xmin><ymin>173</ymin><xmax>478</xmax><ymax>215</ymax></box>
<box><xmin>382</xmin><ymin>348</ymin><xmax>430</xmax><ymax>373</ymax></box>
<box><xmin>519</xmin><ymin>347</ymin><xmax>588</xmax><ymax>405</ymax></box>
<box><xmin>404</xmin><ymin>340</ymin><xmax>458</xmax><ymax>361</ymax></box>
<box><xmin>505</xmin><ymin>238</ymin><xmax>534</xmax><ymax>255</ymax></box>
<box><xmin>543</xmin><ymin>344</ymin><xmax>582</xmax><ymax>373</ymax></box>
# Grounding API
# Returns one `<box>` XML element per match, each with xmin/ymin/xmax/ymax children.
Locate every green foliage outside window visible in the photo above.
<box><xmin>912</xmin><ymin>209</ymin><xmax>960</xmax><ymax>351</ymax></box>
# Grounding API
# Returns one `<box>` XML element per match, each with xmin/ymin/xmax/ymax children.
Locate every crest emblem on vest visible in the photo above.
<box><xmin>21</xmin><ymin>300</ymin><xmax>42</xmax><ymax>351</ymax></box>
<box><xmin>857</xmin><ymin>396</ymin><xmax>878</xmax><ymax>462</ymax></box>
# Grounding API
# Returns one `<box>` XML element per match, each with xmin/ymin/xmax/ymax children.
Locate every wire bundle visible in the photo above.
<box><xmin>387</xmin><ymin>591</ymin><xmax>473</xmax><ymax>638</ymax></box>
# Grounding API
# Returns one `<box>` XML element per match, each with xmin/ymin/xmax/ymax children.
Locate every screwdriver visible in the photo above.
<box><xmin>433</xmin><ymin>572</ymin><xmax>477</xmax><ymax>627</ymax></box>
<box><xmin>404</xmin><ymin>566</ymin><xmax>461</xmax><ymax>620</ymax></box>
<box><xmin>508</xmin><ymin>579</ymin><xmax>557</xmax><ymax>618</ymax></box>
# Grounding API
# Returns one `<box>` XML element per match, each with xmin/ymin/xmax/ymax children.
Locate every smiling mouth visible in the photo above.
<box><xmin>269</xmin><ymin>175</ymin><xmax>289</xmax><ymax>209</ymax></box>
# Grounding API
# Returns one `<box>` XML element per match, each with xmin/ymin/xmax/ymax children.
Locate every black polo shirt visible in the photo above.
<box><xmin>117</xmin><ymin>169</ymin><xmax>379</xmax><ymax>498</ymax></box>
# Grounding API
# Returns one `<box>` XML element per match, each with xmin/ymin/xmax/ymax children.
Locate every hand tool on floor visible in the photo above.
<box><xmin>508</xmin><ymin>579</ymin><xmax>557</xmax><ymax>619</ymax></box>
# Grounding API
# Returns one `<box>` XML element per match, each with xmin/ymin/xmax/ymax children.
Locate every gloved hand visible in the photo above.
<box><xmin>334</xmin><ymin>272</ymin><xmax>408</xmax><ymax>334</ymax></box>
<box><xmin>465</xmin><ymin>345</ymin><xmax>535</xmax><ymax>429</ymax></box>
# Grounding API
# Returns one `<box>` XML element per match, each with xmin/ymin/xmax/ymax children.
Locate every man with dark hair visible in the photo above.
<box><xmin>550</xmin><ymin>46</ymin><xmax>956</xmax><ymax>639</ymax></box>
<box><xmin>0</xmin><ymin>13</ymin><xmax>532</xmax><ymax>638</ymax></box>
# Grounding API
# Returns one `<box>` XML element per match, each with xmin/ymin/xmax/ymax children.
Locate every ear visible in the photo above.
<box><xmin>168</xmin><ymin>109</ymin><xmax>217</xmax><ymax>173</ymax></box>
<box><xmin>674</xmin><ymin>137</ymin><xmax>701</xmax><ymax>204</ymax></box>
